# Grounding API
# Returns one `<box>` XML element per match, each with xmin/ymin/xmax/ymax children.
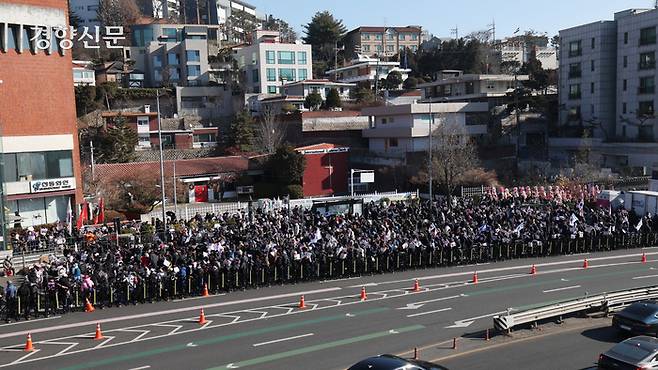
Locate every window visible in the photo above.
<box><xmin>251</xmin><ymin>69</ymin><xmax>259</xmax><ymax>83</ymax></box>
<box><xmin>168</xmin><ymin>52</ymin><xmax>179</xmax><ymax>65</ymax></box>
<box><xmin>623</xmin><ymin>79</ymin><xmax>627</xmax><ymax>91</ymax></box>
<box><xmin>169</xmin><ymin>67</ymin><xmax>180</xmax><ymax>80</ymax></box>
<box><xmin>364</xmin><ymin>45</ymin><xmax>370</xmax><ymax>52</ymax></box>
<box><xmin>376</xmin><ymin>34</ymin><xmax>382</xmax><ymax>40</ymax></box>
<box><xmin>399</xmin><ymin>33</ymin><xmax>405</xmax><ymax>40</ymax></box>
<box><xmin>568</xmin><ymin>63</ymin><xmax>581</xmax><ymax>78</ymax></box>
<box><xmin>411</xmin><ymin>34</ymin><xmax>418</xmax><ymax>40</ymax></box>
<box><xmin>45</xmin><ymin>151</ymin><xmax>73</xmax><ymax>178</ymax></box>
<box><xmin>376</xmin><ymin>45</ymin><xmax>383</xmax><ymax>52</ymax></box>
<box><xmin>278</xmin><ymin>68</ymin><xmax>296</xmax><ymax>81</ymax></box>
<box><xmin>21</xmin><ymin>25</ymin><xmax>32</xmax><ymax>53</ymax></box>
<box><xmin>186</xmin><ymin>50</ymin><xmax>200</xmax><ymax>62</ymax></box>
<box><xmin>386</xmin><ymin>45</ymin><xmax>394</xmax><ymax>52</ymax></box>
<box><xmin>624</xmin><ymin>56</ymin><xmax>628</xmax><ymax>68</ymax></box>
<box><xmin>298</xmin><ymin>68</ymin><xmax>308</xmax><ymax>80</ymax></box>
<box><xmin>267</xmin><ymin>85</ymin><xmax>277</xmax><ymax>93</ymax></box>
<box><xmin>591</xmin><ymin>60</ymin><xmax>595</xmax><ymax>72</ymax></box>
<box><xmin>193</xmin><ymin>133</ymin><xmax>217</xmax><ymax>143</ymax></box>
<box><xmin>163</xmin><ymin>28</ymin><xmax>178</xmax><ymax>40</ymax></box>
<box><xmin>567</xmin><ymin>106</ymin><xmax>581</xmax><ymax>121</ymax></box>
<box><xmin>640</xmin><ymin>52</ymin><xmax>656</xmax><ymax>70</ymax></box>
<box><xmin>87</xmin><ymin>4</ymin><xmax>98</xmax><ymax>11</ymax></box>
<box><xmin>623</xmin><ymin>102</ymin><xmax>627</xmax><ymax>114</ymax></box>
<box><xmin>3</xmin><ymin>154</ymin><xmax>17</xmax><ymax>182</ymax></box>
<box><xmin>387</xmin><ymin>33</ymin><xmax>394</xmax><ymax>41</ymax></box>
<box><xmin>298</xmin><ymin>51</ymin><xmax>307</xmax><ymax>64</ymax></box>
<box><xmin>137</xmin><ymin>117</ymin><xmax>149</xmax><ymax>126</ymax></box>
<box><xmin>640</xmin><ymin>76</ymin><xmax>655</xmax><ymax>94</ymax></box>
<box><xmin>266</xmin><ymin>68</ymin><xmax>276</xmax><ymax>81</ymax></box>
<box><xmin>639</xmin><ymin>101</ymin><xmax>655</xmax><ymax>116</ymax></box>
<box><xmin>388</xmin><ymin>138</ymin><xmax>398</xmax><ymax>147</ymax></box>
<box><xmin>591</xmin><ymin>82</ymin><xmax>595</xmax><ymax>94</ymax></box>
<box><xmin>591</xmin><ymin>38</ymin><xmax>595</xmax><ymax>49</ymax></box>
<box><xmin>640</xmin><ymin>27</ymin><xmax>657</xmax><ymax>46</ymax></box>
<box><xmin>266</xmin><ymin>50</ymin><xmax>275</xmax><ymax>64</ymax></box>
<box><xmin>568</xmin><ymin>84</ymin><xmax>581</xmax><ymax>99</ymax></box>
<box><xmin>362</xmin><ymin>33</ymin><xmax>370</xmax><ymax>40</ymax></box>
<box><xmin>11</xmin><ymin>151</ymin><xmax>73</xmax><ymax>181</ymax></box>
<box><xmin>153</xmin><ymin>54</ymin><xmax>162</xmax><ymax>68</ymax></box>
<box><xmin>568</xmin><ymin>40</ymin><xmax>582</xmax><ymax>57</ymax></box>
<box><xmin>154</xmin><ymin>69</ymin><xmax>162</xmax><ymax>81</ymax></box>
<box><xmin>187</xmin><ymin>65</ymin><xmax>201</xmax><ymax>76</ymax></box>
<box><xmin>624</xmin><ymin>32</ymin><xmax>628</xmax><ymax>44</ymax></box>
<box><xmin>6</xmin><ymin>24</ymin><xmax>19</xmax><ymax>51</ymax></box>
<box><xmin>277</xmin><ymin>51</ymin><xmax>295</xmax><ymax>64</ymax></box>
<box><xmin>411</xmin><ymin>45</ymin><xmax>418</xmax><ymax>52</ymax></box>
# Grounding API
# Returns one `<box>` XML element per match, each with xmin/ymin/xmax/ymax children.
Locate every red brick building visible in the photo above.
<box><xmin>297</xmin><ymin>143</ymin><xmax>350</xmax><ymax>197</ymax></box>
<box><xmin>0</xmin><ymin>0</ymin><xmax>83</xmax><ymax>227</ymax></box>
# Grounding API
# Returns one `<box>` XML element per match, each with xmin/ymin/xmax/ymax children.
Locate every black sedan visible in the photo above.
<box><xmin>347</xmin><ymin>354</ymin><xmax>448</xmax><ymax>370</ymax></box>
<box><xmin>613</xmin><ymin>301</ymin><xmax>658</xmax><ymax>336</ymax></box>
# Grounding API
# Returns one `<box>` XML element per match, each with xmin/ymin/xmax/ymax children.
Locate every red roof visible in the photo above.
<box><xmin>96</xmin><ymin>156</ymin><xmax>250</xmax><ymax>180</ymax></box>
<box><xmin>400</xmin><ymin>90</ymin><xmax>422</xmax><ymax>96</ymax></box>
<box><xmin>101</xmin><ymin>111</ymin><xmax>158</xmax><ymax>117</ymax></box>
<box><xmin>296</xmin><ymin>143</ymin><xmax>340</xmax><ymax>151</ymax></box>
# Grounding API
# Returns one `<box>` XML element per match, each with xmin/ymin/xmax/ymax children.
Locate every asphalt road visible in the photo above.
<box><xmin>1</xmin><ymin>247</ymin><xmax>658</xmax><ymax>370</ymax></box>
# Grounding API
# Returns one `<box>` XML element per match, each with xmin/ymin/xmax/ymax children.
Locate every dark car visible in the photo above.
<box><xmin>613</xmin><ymin>301</ymin><xmax>658</xmax><ymax>336</ymax></box>
<box><xmin>347</xmin><ymin>354</ymin><xmax>448</xmax><ymax>370</ymax></box>
<box><xmin>598</xmin><ymin>336</ymin><xmax>658</xmax><ymax>369</ymax></box>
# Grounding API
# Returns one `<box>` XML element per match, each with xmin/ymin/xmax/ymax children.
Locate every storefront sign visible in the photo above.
<box><xmin>299</xmin><ymin>147</ymin><xmax>349</xmax><ymax>155</ymax></box>
<box><xmin>30</xmin><ymin>177</ymin><xmax>75</xmax><ymax>193</ymax></box>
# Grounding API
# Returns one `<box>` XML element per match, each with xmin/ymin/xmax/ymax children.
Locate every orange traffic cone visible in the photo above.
<box><xmin>94</xmin><ymin>323</ymin><xmax>104</xmax><ymax>340</ymax></box>
<box><xmin>360</xmin><ymin>287</ymin><xmax>368</xmax><ymax>301</ymax></box>
<box><xmin>202</xmin><ymin>283</ymin><xmax>209</xmax><ymax>297</ymax></box>
<box><xmin>530</xmin><ymin>264</ymin><xmax>537</xmax><ymax>275</ymax></box>
<box><xmin>472</xmin><ymin>272</ymin><xmax>479</xmax><ymax>284</ymax></box>
<box><xmin>412</xmin><ymin>279</ymin><xmax>421</xmax><ymax>292</ymax></box>
<box><xmin>642</xmin><ymin>253</ymin><xmax>647</xmax><ymax>264</ymax></box>
<box><xmin>198</xmin><ymin>308</ymin><xmax>208</xmax><ymax>325</ymax></box>
<box><xmin>583</xmin><ymin>259</ymin><xmax>589</xmax><ymax>269</ymax></box>
<box><xmin>298</xmin><ymin>295</ymin><xmax>307</xmax><ymax>309</ymax></box>
<box><xmin>85</xmin><ymin>298</ymin><xmax>95</xmax><ymax>313</ymax></box>
<box><xmin>24</xmin><ymin>333</ymin><xmax>34</xmax><ymax>352</ymax></box>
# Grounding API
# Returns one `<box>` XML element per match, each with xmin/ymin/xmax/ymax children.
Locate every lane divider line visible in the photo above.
<box><xmin>252</xmin><ymin>333</ymin><xmax>314</xmax><ymax>347</ymax></box>
<box><xmin>632</xmin><ymin>274</ymin><xmax>658</xmax><ymax>280</ymax></box>
<box><xmin>542</xmin><ymin>285</ymin><xmax>582</xmax><ymax>293</ymax></box>
<box><xmin>406</xmin><ymin>307</ymin><xmax>453</xmax><ymax>318</ymax></box>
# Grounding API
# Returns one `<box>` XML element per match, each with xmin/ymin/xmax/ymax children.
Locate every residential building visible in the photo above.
<box><xmin>498</xmin><ymin>35</ymin><xmax>558</xmax><ymax>70</ymax></box>
<box><xmin>139</xmin><ymin>0</ymin><xmax>180</xmax><ymax>21</ymax></box>
<box><xmin>361</xmin><ymin>103</ymin><xmax>490</xmax><ymax>156</ymax></box>
<box><xmin>325</xmin><ymin>55</ymin><xmax>411</xmax><ymax>86</ymax></box>
<box><xmin>124</xmin><ymin>22</ymin><xmax>220</xmax><ymax>88</ymax></box>
<box><xmin>342</xmin><ymin>26</ymin><xmax>423</xmax><ymax>58</ymax></box>
<box><xmin>94</xmin><ymin>61</ymin><xmax>146</xmax><ymax>88</ymax></box>
<box><xmin>0</xmin><ymin>0</ymin><xmax>83</xmax><ymax>229</ymax></box>
<box><xmin>69</xmin><ymin>0</ymin><xmax>100</xmax><ymax>28</ymax></box>
<box><xmin>235</xmin><ymin>30</ymin><xmax>312</xmax><ymax>94</ymax></box>
<box><xmin>280</xmin><ymin>79</ymin><xmax>355</xmax><ymax>101</ymax></box>
<box><xmin>419</xmin><ymin>70</ymin><xmax>529</xmax><ymax>106</ymax></box>
<box><xmin>72</xmin><ymin>60</ymin><xmax>96</xmax><ymax>86</ymax></box>
<box><xmin>176</xmin><ymin>86</ymin><xmax>237</xmax><ymax>119</ymax></box>
<box><xmin>296</xmin><ymin>143</ymin><xmax>350</xmax><ymax>197</ymax></box>
<box><xmin>206</xmin><ymin>0</ymin><xmax>264</xmax><ymax>44</ymax></box>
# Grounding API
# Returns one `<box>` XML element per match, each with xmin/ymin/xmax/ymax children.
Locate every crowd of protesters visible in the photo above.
<box><xmin>1</xmin><ymin>191</ymin><xmax>656</xmax><ymax>322</ymax></box>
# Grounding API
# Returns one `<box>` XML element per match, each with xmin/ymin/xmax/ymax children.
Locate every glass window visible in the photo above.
<box><xmin>640</xmin><ymin>27</ymin><xmax>657</xmax><ymax>46</ymax></box>
<box><xmin>73</xmin><ymin>70</ymin><xmax>83</xmax><ymax>79</ymax></box>
<box><xmin>277</xmin><ymin>51</ymin><xmax>295</xmax><ymax>64</ymax></box>
<box><xmin>163</xmin><ymin>28</ymin><xmax>177</xmax><ymax>40</ymax></box>
<box><xmin>375</xmin><ymin>34</ymin><xmax>382</xmax><ymax>40</ymax></box>
<box><xmin>154</xmin><ymin>69</ymin><xmax>162</xmax><ymax>81</ymax></box>
<box><xmin>251</xmin><ymin>52</ymin><xmax>257</xmax><ymax>64</ymax></box>
<box><xmin>298</xmin><ymin>68</ymin><xmax>308</xmax><ymax>81</ymax></box>
<box><xmin>387</xmin><ymin>45</ymin><xmax>394</xmax><ymax>52</ymax></box>
<box><xmin>169</xmin><ymin>67</ymin><xmax>180</xmax><ymax>80</ymax></box>
<box><xmin>3</xmin><ymin>153</ymin><xmax>17</xmax><ymax>182</ymax></box>
<box><xmin>266</xmin><ymin>50</ymin><xmax>275</xmax><ymax>64</ymax></box>
<box><xmin>568</xmin><ymin>84</ymin><xmax>581</xmax><ymax>99</ymax></box>
<box><xmin>18</xmin><ymin>198</ymin><xmax>46</xmax><ymax>227</ymax></box>
<box><xmin>623</xmin><ymin>79</ymin><xmax>627</xmax><ymax>91</ymax></box>
<box><xmin>591</xmin><ymin>38</ymin><xmax>595</xmax><ymax>49</ymax></box>
<box><xmin>387</xmin><ymin>33</ymin><xmax>394</xmax><ymax>41</ymax></box>
<box><xmin>362</xmin><ymin>33</ymin><xmax>370</xmax><ymax>40</ymax></box>
<box><xmin>298</xmin><ymin>51</ymin><xmax>307</xmax><ymax>64</ymax></box>
<box><xmin>267</xmin><ymin>85</ymin><xmax>277</xmax><ymax>94</ymax></box>
<box><xmin>568</xmin><ymin>40</ymin><xmax>582</xmax><ymax>57</ymax></box>
<box><xmin>45</xmin><ymin>151</ymin><xmax>73</xmax><ymax>178</ymax></box>
<box><xmin>45</xmin><ymin>196</ymin><xmax>69</xmax><ymax>224</ymax></box>
<box><xmin>640</xmin><ymin>52</ymin><xmax>656</xmax><ymax>69</ymax></box>
<box><xmin>591</xmin><ymin>60</ymin><xmax>595</xmax><ymax>71</ymax></box>
<box><xmin>168</xmin><ymin>52</ymin><xmax>179</xmax><ymax>65</ymax></box>
<box><xmin>153</xmin><ymin>54</ymin><xmax>162</xmax><ymax>68</ymax></box>
<box><xmin>639</xmin><ymin>101</ymin><xmax>655</xmax><ymax>116</ymax></box>
<box><xmin>411</xmin><ymin>34</ymin><xmax>418</xmax><ymax>41</ymax></box>
<box><xmin>266</xmin><ymin>68</ymin><xmax>276</xmax><ymax>81</ymax></box>
<box><xmin>399</xmin><ymin>33</ymin><xmax>405</xmax><ymax>41</ymax></box>
<box><xmin>377</xmin><ymin>45</ymin><xmax>383</xmax><ymax>52</ymax></box>
<box><xmin>624</xmin><ymin>32</ymin><xmax>628</xmax><ymax>44</ymax></box>
<box><xmin>187</xmin><ymin>65</ymin><xmax>201</xmax><ymax>76</ymax></box>
<box><xmin>624</xmin><ymin>56</ymin><xmax>628</xmax><ymax>68</ymax></box>
<box><xmin>137</xmin><ymin>117</ymin><xmax>149</xmax><ymax>126</ymax></box>
<box><xmin>186</xmin><ymin>50</ymin><xmax>200</xmax><ymax>62</ymax></box>
<box><xmin>21</xmin><ymin>25</ymin><xmax>32</xmax><ymax>53</ymax></box>
<box><xmin>252</xmin><ymin>69</ymin><xmax>259</xmax><ymax>83</ymax></box>
<box><xmin>193</xmin><ymin>133</ymin><xmax>217</xmax><ymax>142</ymax></box>
<box><xmin>17</xmin><ymin>152</ymin><xmax>46</xmax><ymax>180</ymax></box>
<box><xmin>640</xmin><ymin>76</ymin><xmax>655</xmax><ymax>94</ymax></box>
<box><xmin>364</xmin><ymin>45</ymin><xmax>370</xmax><ymax>52</ymax></box>
<box><xmin>6</xmin><ymin>24</ymin><xmax>18</xmax><ymax>51</ymax></box>
<box><xmin>278</xmin><ymin>68</ymin><xmax>295</xmax><ymax>81</ymax></box>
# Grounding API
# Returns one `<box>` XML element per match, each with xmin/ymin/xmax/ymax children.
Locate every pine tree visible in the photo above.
<box><xmin>230</xmin><ymin>110</ymin><xmax>255</xmax><ymax>152</ymax></box>
<box><xmin>325</xmin><ymin>88</ymin><xmax>341</xmax><ymax>108</ymax></box>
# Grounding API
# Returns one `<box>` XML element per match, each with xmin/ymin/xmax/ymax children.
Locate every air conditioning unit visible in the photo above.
<box><xmin>144</xmin><ymin>104</ymin><xmax>151</xmax><ymax>113</ymax></box>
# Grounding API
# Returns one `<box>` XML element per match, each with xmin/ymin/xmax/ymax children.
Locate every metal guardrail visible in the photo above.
<box><xmin>493</xmin><ymin>285</ymin><xmax>658</xmax><ymax>332</ymax></box>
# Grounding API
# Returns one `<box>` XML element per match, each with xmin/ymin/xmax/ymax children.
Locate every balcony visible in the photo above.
<box><xmin>568</xmin><ymin>70</ymin><xmax>582</xmax><ymax>79</ymax></box>
<box><xmin>640</xmin><ymin>37</ymin><xmax>657</xmax><ymax>46</ymax></box>
<box><xmin>568</xmin><ymin>49</ymin><xmax>582</xmax><ymax>58</ymax></box>
<box><xmin>639</xmin><ymin>61</ymin><xmax>656</xmax><ymax>70</ymax></box>
<box><xmin>639</xmin><ymin>86</ymin><xmax>656</xmax><ymax>94</ymax></box>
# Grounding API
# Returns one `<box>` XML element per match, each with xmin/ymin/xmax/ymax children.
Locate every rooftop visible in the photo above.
<box><xmin>96</xmin><ymin>156</ymin><xmax>251</xmax><ymax>180</ymax></box>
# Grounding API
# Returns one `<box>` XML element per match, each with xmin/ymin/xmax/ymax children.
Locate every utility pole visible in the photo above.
<box><xmin>451</xmin><ymin>26</ymin><xmax>459</xmax><ymax>40</ymax></box>
<box><xmin>173</xmin><ymin>161</ymin><xmax>178</xmax><ymax>216</ymax></box>
<box><xmin>428</xmin><ymin>102</ymin><xmax>433</xmax><ymax>208</ymax></box>
<box><xmin>90</xmin><ymin>140</ymin><xmax>95</xmax><ymax>181</ymax></box>
<box><xmin>514</xmin><ymin>71</ymin><xmax>521</xmax><ymax>167</ymax></box>
<box><xmin>156</xmin><ymin>90</ymin><xmax>167</xmax><ymax>241</ymax></box>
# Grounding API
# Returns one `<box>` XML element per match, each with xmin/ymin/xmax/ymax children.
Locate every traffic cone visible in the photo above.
<box><xmin>530</xmin><ymin>264</ymin><xmax>537</xmax><ymax>275</ymax></box>
<box><xmin>94</xmin><ymin>323</ymin><xmax>104</xmax><ymax>340</ymax></box>
<box><xmin>360</xmin><ymin>287</ymin><xmax>368</xmax><ymax>301</ymax></box>
<box><xmin>202</xmin><ymin>283</ymin><xmax>209</xmax><ymax>297</ymax></box>
<box><xmin>198</xmin><ymin>308</ymin><xmax>208</xmax><ymax>325</ymax></box>
<box><xmin>412</xmin><ymin>279</ymin><xmax>421</xmax><ymax>292</ymax></box>
<box><xmin>642</xmin><ymin>253</ymin><xmax>647</xmax><ymax>264</ymax></box>
<box><xmin>472</xmin><ymin>272</ymin><xmax>479</xmax><ymax>284</ymax></box>
<box><xmin>85</xmin><ymin>298</ymin><xmax>95</xmax><ymax>313</ymax></box>
<box><xmin>298</xmin><ymin>295</ymin><xmax>307</xmax><ymax>309</ymax></box>
<box><xmin>24</xmin><ymin>333</ymin><xmax>34</xmax><ymax>352</ymax></box>
<box><xmin>583</xmin><ymin>259</ymin><xmax>589</xmax><ymax>269</ymax></box>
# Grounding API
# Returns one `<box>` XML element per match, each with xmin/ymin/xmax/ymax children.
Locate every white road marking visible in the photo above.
<box><xmin>406</xmin><ymin>307</ymin><xmax>452</xmax><ymax>318</ymax></box>
<box><xmin>0</xmin><ymin>316</ymin><xmax>61</xmax><ymax>327</ymax></box>
<box><xmin>543</xmin><ymin>285</ymin><xmax>582</xmax><ymax>293</ymax></box>
<box><xmin>632</xmin><ymin>274</ymin><xmax>658</xmax><ymax>280</ymax></box>
<box><xmin>173</xmin><ymin>294</ymin><xmax>225</xmax><ymax>302</ymax></box>
<box><xmin>398</xmin><ymin>294</ymin><xmax>463</xmax><ymax>310</ymax></box>
<box><xmin>445</xmin><ymin>310</ymin><xmax>509</xmax><ymax>328</ymax></box>
<box><xmin>0</xmin><ymin>287</ymin><xmax>342</xmax><ymax>340</ymax></box>
<box><xmin>252</xmin><ymin>333</ymin><xmax>314</xmax><ymax>347</ymax></box>
<box><xmin>9</xmin><ymin>349</ymin><xmax>41</xmax><ymax>365</ymax></box>
<box><xmin>128</xmin><ymin>366</ymin><xmax>151</xmax><ymax>370</ymax></box>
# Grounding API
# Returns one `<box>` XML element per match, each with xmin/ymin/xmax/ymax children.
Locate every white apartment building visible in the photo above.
<box><xmin>69</xmin><ymin>0</ymin><xmax>100</xmax><ymax>27</ymax></box>
<box><xmin>418</xmin><ymin>70</ymin><xmax>529</xmax><ymax>105</ymax></box>
<box><xmin>500</xmin><ymin>46</ymin><xmax>558</xmax><ymax>70</ymax></box>
<box><xmin>280</xmin><ymin>79</ymin><xmax>355</xmax><ymax>101</ymax></box>
<box><xmin>72</xmin><ymin>60</ymin><xmax>96</xmax><ymax>86</ymax></box>
<box><xmin>236</xmin><ymin>30</ymin><xmax>312</xmax><ymax>94</ymax></box>
<box><xmin>361</xmin><ymin>103</ymin><xmax>490</xmax><ymax>156</ymax></box>
<box><xmin>325</xmin><ymin>55</ymin><xmax>411</xmax><ymax>86</ymax></box>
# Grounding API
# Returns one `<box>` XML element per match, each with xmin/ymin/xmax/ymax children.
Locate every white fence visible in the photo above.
<box><xmin>141</xmin><ymin>191</ymin><xmax>418</xmax><ymax>222</ymax></box>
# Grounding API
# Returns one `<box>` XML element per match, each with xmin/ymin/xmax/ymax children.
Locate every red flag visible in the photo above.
<box><xmin>98</xmin><ymin>198</ymin><xmax>105</xmax><ymax>224</ymax></box>
<box><xmin>77</xmin><ymin>202</ymin><xmax>89</xmax><ymax>229</ymax></box>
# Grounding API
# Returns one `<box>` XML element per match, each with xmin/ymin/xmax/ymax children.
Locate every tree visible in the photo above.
<box><xmin>230</xmin><ymin>110</ymin><xmax>255</xmax><ymax>152</ymax></box>
<box><xmin>269</xmin><ymin>145</ymin><xmax>306</xmax><ymax>185</ymax></box>
<box><xmin>325</xmin><ymin>88</ymin><xmax>342</xmax><ymax>109</ymax></box>
<box><xmin>97</xmin><ymin>0</ymin><xmax>140</xmax><ymax>27</ymax></box>
<box><xmin>385</xmin><ymin>71</ymin><xmax>403</xmax><ymax>90</ymax></box>
<box><xmin>226</xmin><ymin>8</ymin><xmax>259</xmax><ymax>44</ymax></box>
<box><xmin>263</xmin><ymin>15</ymin><xmax>298</xmax><ymax>43</ymax></box>
<box><xmin>403</xmin><ymin>76</ymin><xmax>418</xmax><ymax>90</ymax></box>
<box><xmin>425</xmin><ymin>117</ymin><xmax>479</xmax><ymax>206</ymax></box>
<box><xmin>69</xmin><ymin>5</ymin><xmax>82</xmax><ymax>29</ymax></box>
<box><xmin>304</xmin><ymin>92</ymin><xmax>323</xmax><ymax>111</ymax></box>
<box><xmin>349</xmin><ymin>85</ymin><xmax>375</xmax><ymax>104</ymax></box>
<box><xmin>75</xmin><ymin>85</ymin><xmax>101</xmax><ymax>117</ymax></box>
<box><xmin>416</xmin><ymin>38</ymin><xmax>485</xmax><ymax>77</ymax></box>
<box><xmin>255</xmin><ymin>106</ymin><xmax>285</xmax><ymax>154</ymax></box>
<box><xmin>303</xmin><ymin>11</ymin><xmax>347</xmax><ymax>68</ymax></box>
<box><xmin>88</xmin><ymin>115</ymin><xmax>138</xmax><ymax>164</ymax></box>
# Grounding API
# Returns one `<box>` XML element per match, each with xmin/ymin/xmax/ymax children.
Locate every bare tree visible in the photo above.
<box><xmin>97</xmin><ymin>0</ymin><xmax>140</xmax><ymax>27</ymax></box>
<box><xmin>255</xmin><ymin>106</ymin><xmax>285</xmax><ymax>154</ymax></box>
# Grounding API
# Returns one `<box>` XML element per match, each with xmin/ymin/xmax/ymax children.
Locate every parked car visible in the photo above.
<box><xmin>347</xmin><ymin>354</ymin><xmax>448</xmax><ymax>370</ymax></box>
<box><xmin>598</xmin><ymin>336</ymin><xmax>658</xmax><ymax>369</ymax></box>
<box><xmin>613</xmin><ymin>301</ymin><xmax>658</xmax><ymax>336</ymax></box>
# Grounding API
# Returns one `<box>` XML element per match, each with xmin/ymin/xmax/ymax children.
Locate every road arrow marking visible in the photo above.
<box><xmin>445</xmin><ymin>310</ymin><xmax>508</xmax><ymax>329</ymax></box>
<box><xmin>560</xmin><ymin>278</ymin><xmax>569</xmax><ymax>282</ymax></box>
<box><xmin>398</xmin><ymin>303</ymin><xmax>425</xmax><ymax>310</ymax></box>
<box><xmin>226</xmin><ymin>363</ymin><xmax>239</xmax><ymax>369</ymax></box>
<box><xmin>187</xmin><ymin>342</ymin><xmax>198</xmax><ymax>347</ymax></box>
<box><xmin>345</xmin><ymin>313</ymin><xmax>355</xmax><ymax>317</ymax></box>
<box><xmin>388</xmin><ymin>329</ymin><xmax>399</xmax><ymax>334</ymax></box>
<box><xmin>398</xmin><ymin>294</ymin><xmax>463</xmax><ymax>310</ymax></box>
